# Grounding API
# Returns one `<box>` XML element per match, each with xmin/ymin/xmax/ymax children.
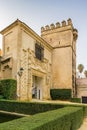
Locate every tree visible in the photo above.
<box><xmin>78</xmin><ymin>64</ymin><xmax>84</xmax><ymax>73</ymax></box>
<box><xmin>84</xmin><ymin>70</ymin><xmax>87</xmax><ymax>78</ymax></box>
<box><xmin>77</xmin><ymin>64</ymin><xmax>84</xmax><ymax>78</ymax></box>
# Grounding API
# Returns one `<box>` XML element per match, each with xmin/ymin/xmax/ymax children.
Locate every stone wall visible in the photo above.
<box><xmin>0</xmin><ymin>25</ymin><xmax>19</xmax><ymax>79</ymax></box>
<box><xmin>0</xmin><ymin>19</ymin><xmax>78</xmax><ymax>100</ymax></box>
<box><xmin>76</xmin><ymin>78</ymin><xmax>87</xmax><ymax>98</ymax></box>
<box><xmin>41</xmin><ymin>19</ymin><xmax>78</xmax><ymax>93</ymax></box>
<box><xmin>0</xmin><ymin>19</ymin><xmax>52</xmax><ymax>100</ymax></box>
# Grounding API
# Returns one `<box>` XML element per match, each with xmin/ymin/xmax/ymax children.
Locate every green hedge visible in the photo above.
<box><xmin>0</xmin><ymin>80</ymin><xmax>2</xmax><ymax>95</ymax></box>
<box><xmin>0</xmin><ymin>112</ymin><xmax>22</xmax><ymax>123</ymax></box>
<box><xmin>0</xmin><ymin>100</ymin><xmax>64</xmax><ymax>115</ymax></box>
<box><xmin>0</xmin><ymin>79</ymin><xmax>17</xmax><ymax>100</ymax></box>
<box><xmin>50</xmin><ymin>89</ymin><xmax>71</xmax><ymax>100</ymax></box>
<box><xmin>0</xmin><ymin>107</ymin><xmax>83</xmax><ymax>130</ymax></box>
<box><xmin>71</xmin><ymin>98</ymin><xmax>81</xmax><ymax>103</ymax></box>
<box><xmin>0</xmin><ymin>100</ymin><xmax>87</xmax><ymax>116</ymax></box>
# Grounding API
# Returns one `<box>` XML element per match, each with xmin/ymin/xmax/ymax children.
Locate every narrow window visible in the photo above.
<box><xmin>35</xmin><ymin>43</ymin><xmax>44</xmax><ymax>61</ymax></box>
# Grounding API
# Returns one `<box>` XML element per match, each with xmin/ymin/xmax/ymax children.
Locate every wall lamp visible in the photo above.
<box><xmin>17</xmin><ymin>67</ymin><xmax>24</xmax><ymax>77</ymax></box>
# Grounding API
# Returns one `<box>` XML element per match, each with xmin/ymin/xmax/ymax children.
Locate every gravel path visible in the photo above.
<box><xmin>78</xmin><ymin>118</ymin><xmax>87</xmax><ymax>130</ymax></box>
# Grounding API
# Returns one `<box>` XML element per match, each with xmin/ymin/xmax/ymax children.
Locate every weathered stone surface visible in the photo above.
<box><xmin>0</xmin><ymin>19</ymin><xmax>78</xmax><ymax>100</ymax></box>
<box><xmin>41</xmin><ymin>19</ymin><xmax>78</xmax><ymax>97</ymax></box>
<box><xmin>76</xmin><ymin>78</ymin><xmax>87</xmax><ymax>98</ymax></box>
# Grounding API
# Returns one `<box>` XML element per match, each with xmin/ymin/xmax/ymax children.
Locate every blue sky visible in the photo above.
<box><xmin>0</xmin><ymin>0</ymin><xmax>87</xmax><ymax>70</ymax></box>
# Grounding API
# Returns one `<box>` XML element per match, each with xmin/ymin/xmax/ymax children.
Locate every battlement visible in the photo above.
<box><xmin>41</xmin><ymin>18</ymin><xmax>73</xmax><ymax>32</ymax></box>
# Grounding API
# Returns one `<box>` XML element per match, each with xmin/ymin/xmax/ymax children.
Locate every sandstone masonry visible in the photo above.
<box><xmin>0</xmin><ymin>19</ymin><xmax>78</xmax><ymax>100</ymax></box>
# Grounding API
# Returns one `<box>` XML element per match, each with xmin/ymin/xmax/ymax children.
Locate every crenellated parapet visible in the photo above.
<box><xmin>41</xmin><ymin>18</ymin><xmax>73</xmax><ymax>32</ymax></box>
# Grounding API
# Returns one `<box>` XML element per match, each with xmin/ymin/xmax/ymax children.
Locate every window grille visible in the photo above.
<box><xmin>35</xmin><ymin>43</ymin><xmax>44</xmax><ymax>61</ymax></box>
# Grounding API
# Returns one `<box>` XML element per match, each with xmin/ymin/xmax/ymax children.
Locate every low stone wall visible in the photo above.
<box><xmin>76</xmin><ymin>78</ymin><xmax>87</xmax><ymax>99</ymax></box>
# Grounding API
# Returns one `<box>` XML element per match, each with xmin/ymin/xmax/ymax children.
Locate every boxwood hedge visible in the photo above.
<box><xmin>0</xmin><ymin>79</ymin><xmax>17</xmax><ymax>100</ymax></box>
<box><xmin>0</xmin><ymin>100</ymin><xmax>87</xmax><ymax>116</ymax></box>
<box><xmin>70</xmin><ymin>98</ymin><xmax>81</xmax><ymax>103</ymax></box>
<box><xmin>0</xmin><ymin>112</ymin><xmax>22</xmax><ymax>123</ymax></box>
<box><xmin>0</xmin><ymin>100</ymin><xmax>64</xmax><ymax>115</ymax></box>
<box><xmin>50</xmin><ymin>89</ymin><xmax>71</xmax><ymax>100</ymax></box>
<box><xmin>0</xmin><ymin>107</ymin><xmax>83</xmax><ymax>130</ymax></box>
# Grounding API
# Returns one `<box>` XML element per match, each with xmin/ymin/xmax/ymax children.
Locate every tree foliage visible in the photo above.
<box><xmin>84</xmin><ymin>70</ymin><xmax>87</xmax><ymax>78</ymax></box>
<box><xmin>78</xmin><ymin>64</ymin><xmax>84</xmax><ymax>73</ymax></box>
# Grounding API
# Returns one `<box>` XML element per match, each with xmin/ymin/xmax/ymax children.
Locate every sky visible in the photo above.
<box><xmin>0</xmin><ymin>0</ymin><xmax>87</xmax><ymax>71</ymax></box>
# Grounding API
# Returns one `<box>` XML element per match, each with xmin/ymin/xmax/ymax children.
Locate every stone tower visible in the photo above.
<box><xmin>41</xmin><ymin>18</ymin><xmax>78</xmax><ymax>97</ymax></box>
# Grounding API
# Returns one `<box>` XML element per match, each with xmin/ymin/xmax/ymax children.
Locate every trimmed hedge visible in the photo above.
<box><xmin>50</xmin><ymin>89</ymin><xmax>71</xmax><ymax>100</ymax></box>
<box><xmin>71</xmin><ymin>98</ymin><xmax>81</xmax><ymax>103</ymax></box>
<box><xmin>0</xmin><ymin>112</ymin><xmax>22</xmax><ymax>123</ymax></box>
<box><xmin>0</xmin><ymin>80</ymin><xmax>3</xmax><ymax>95</ymax></box>
<box><xmin>0</xmin><ymin>107</ymin><xmax>83</xmax><ymax>130</ymax></box>
<box><xmin>0</xmin><ymin>100</ymin><xmax>87</xmax><ymax>116</ymax></box>
<box><xmin>0</xmin><ymin>100</ymin><xmax>64</xmax><ymax>115</ymax></box>
<box><xmin>0</xmin><ymin>79</ymin><xmax>17</xmax><ymax>100</ymax></box>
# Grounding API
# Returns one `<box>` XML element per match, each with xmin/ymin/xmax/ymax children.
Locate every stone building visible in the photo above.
<box><xmin>0</xmin><ymin>19</ymin><xmax>78</xmax><ymax>100</ymax></box>
<box><xmin>76</xmin><ymin>78</ymin><xmax>87</xmax><ymax>103</ymax></box>
<box><xmin>0</xmin><ymin>49</ymin><xmax>2</xmax><ymax>79</ymax></box>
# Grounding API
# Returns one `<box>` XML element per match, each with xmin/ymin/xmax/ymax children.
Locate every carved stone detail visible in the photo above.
<box><xmin>19</xmin><ymin>48</ymin><xmax>51</xmax><ymax>100</ymax></box>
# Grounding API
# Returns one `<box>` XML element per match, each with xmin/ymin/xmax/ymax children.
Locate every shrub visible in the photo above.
<box><xmin>83</xmin><ymin>106</ymin><xmax>87</xmax><ymax>117</ymax></box>
<box><xmin>0</xmin><ymin>80</ymin><xmax>3</xmax><ymax>95</ymax></box>
<box><xmin>0</xmin><ymin>79</ymin><xmax>17</xmax><ymax>100</ymax></box>
<box><xmin>0</xmin><ymin>107</ymin><xmax>83</xmax><ymax>130</ymax></box>
<box><xmin>50</xmin><ymin>89</ymin><xmax>71</xmax><ymax>100</ymax></box>
<box><xmin>0</xmin><ymin>100</ymin><xmax>87</xmax><ymax>117</ymax></box>
<box><xmin>70</xmin><ymin>98</ymin><xmax>81</xmax><ymax>103</ymax></box>
<box><xmin>0</xmin><ymin>112</ymin><xmax>22</xmax><ymax>123</ymax></box>
<box><xmin>0</xmin><ymin>100</ymin><xmax>64</xmax><ymax>115</ymax></box>
<box><xmin>0</xmin><ymin>95</ymin><xmax>4</xmax><ymax>99</ymax></box>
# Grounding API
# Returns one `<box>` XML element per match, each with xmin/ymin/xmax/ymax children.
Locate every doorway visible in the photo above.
<box><xmin>32</xmin><ymin>76</ymin><xmax>42</xmax><ymax>100</ymax></box>
<box><xmin>82</xmin><ymin>96</ymin><xmax>87</xmax><ymax>103</ymax></box>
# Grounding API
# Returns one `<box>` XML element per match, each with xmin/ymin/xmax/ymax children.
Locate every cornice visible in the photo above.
<box><xmin>0</xmin><ymin>19</ymin><xmax>53</xmax><ymax>51</ymax></box>
<box><xmin>0</xmin><ymin>19</ymin><xmax>21</xmax><ymax>34</ymax></box>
